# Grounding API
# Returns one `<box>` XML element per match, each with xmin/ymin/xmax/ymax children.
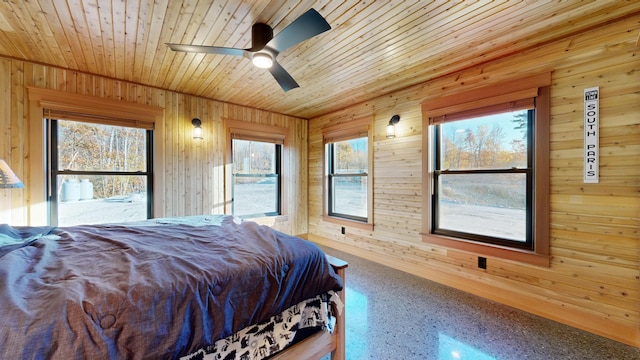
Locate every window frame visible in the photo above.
<box><xmin>421</xmin><ymin>73</ymin><xmax>551</xmax><ymax>267</ymax></box>
<box><xmin>322</xmin><ymin>117</ymin><xmax>374</xmax><ymax>230</ymax></box>
<box><xmin>231</xmin><ymin>138</ymin><xmax>282</xmax><ymax>218</ymax></box>
<box><xmin>224</xmin><ymin>120</ymin><xmax>288</xmax><ymax>220</ymax></box>
<box><xmin>431</xmin><ymin>108</ymin><xmax>534</xmax><ymax>250</ymax></box>
<box><xmin>326</xmin><ymin>139</ymin><xmax>369</xmax><ymax>222</ymax></box>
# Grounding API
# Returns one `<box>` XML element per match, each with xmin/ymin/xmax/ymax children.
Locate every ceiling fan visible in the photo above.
<box><xmin>167</xmin><ymin>8</ymin><xmax>331</xmax><ymax>92</ymax></box>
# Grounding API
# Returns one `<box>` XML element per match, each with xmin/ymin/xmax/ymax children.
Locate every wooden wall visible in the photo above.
<box><xmin>0</xmin><ymin>59</ymin><xmax>308</xmax><ymax>235</ymax></box>
<box><xmin>308</xmin><ymin>17</ymin><xmax>640</xmax><ymax>346</ymax></box>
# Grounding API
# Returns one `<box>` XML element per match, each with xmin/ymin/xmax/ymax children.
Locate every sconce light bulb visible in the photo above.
<box><xmin>192</xmin><ymin>118</ymin><xmax>203</xmax><ymax>139</ymax></box>
<box><xmin>386</xmin><ymin>124</ymin><xmax>396</xmax><ymax>138</ymax></box>
<box><xmin>192</xmin><ymin>126</ymin><xmax>203</xmax><ymax>139</ymax></box>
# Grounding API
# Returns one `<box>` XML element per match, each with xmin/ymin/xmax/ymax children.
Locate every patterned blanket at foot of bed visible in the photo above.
<box><xmin>182</xmin><ymin>292</ymin><xmax>336</xmax><ymax>360</ymax></box>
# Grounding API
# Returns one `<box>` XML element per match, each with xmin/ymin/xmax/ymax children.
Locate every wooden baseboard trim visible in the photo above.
<box><xmin>307</xmin><ymin>234</ymin><xmax>639</xmax><ymax>348</ymax></box>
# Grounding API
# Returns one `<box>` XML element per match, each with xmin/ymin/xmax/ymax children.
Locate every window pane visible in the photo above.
<box><xmin>333</xmin><ymin>137</ymin><xmax>368</xmax><ymax>174</ymax></box>
<box><xmin>331</xmin><ymin>176</ymin><xmax>367</xmax><ymax>218</ymax></box>
<box><xmin>57</xmin><ymin>120</ymin><xmax>147</xmax><ymax>172</ymax></box>
<box><xmin>233</xmin><ymin>175</ymin><xmax>278</xmax><ymax>217</ymax></box>
<box><xmin>233</xmin><ymin>139</ymin><xmax>276</xmax><ymax>174</ymax></box>
<box><xmin>57</xmin><ymin>174</ymin><xmax>147</xmax><ymax>226</ymax></box>
<box><xmin>440</xmin><ymin>110</ymin><xmax>528</xmax><ymax>170</ymax></box>
<box><xmin>437</xmin><ymin>173</ymin><xmax>526</xmax><ymax>241</ymax></box>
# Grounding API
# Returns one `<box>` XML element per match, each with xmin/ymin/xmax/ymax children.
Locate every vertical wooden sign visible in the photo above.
<box><xmin>583</xmin><ymin>87</ymin><xmax>599</xmax><ymax>183</ymax></box>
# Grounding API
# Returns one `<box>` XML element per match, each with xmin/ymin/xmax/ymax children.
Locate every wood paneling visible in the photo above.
<box><xmin>0</xmin><ymin>59</ymin><xmax>308</xmax><ymax>235</ymax></box>
<box><xmin>0</xmin><ymin>1</ymin><xmax>638</xmax><ymax>119</ymax></box>
<box><xmin>308</xmin><ymin>16</ymin><xmax>640</xmax><ymax>347</ymax></box>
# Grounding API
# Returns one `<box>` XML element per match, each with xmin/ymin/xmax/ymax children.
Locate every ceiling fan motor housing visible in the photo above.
<box><xmin>251</xmin><ymin>23</ymin><xmax>273</xmax><ymax>51</ymax></box>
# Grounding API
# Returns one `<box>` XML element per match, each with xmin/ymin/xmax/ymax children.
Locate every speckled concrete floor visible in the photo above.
<box><xmin>320</xmin><ymin>246</ymin><xmax>640</xmax><ymax>360</ymax></box>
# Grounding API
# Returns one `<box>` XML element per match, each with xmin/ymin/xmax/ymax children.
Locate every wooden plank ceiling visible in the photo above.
<box><xmin>0</xmin><ymin>1</ymin><xmax>638</xmax><ymax>119</ymax></box>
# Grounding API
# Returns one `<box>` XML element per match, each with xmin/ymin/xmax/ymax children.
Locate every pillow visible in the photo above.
<box><xmin>0</xmin><ymin>224</ymin><xmax>55</xmax><ymax>257</ymax></box>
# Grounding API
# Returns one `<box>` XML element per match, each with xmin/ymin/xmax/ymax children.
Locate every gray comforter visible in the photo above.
<box><xmin>0</xmin><ymin>216</ymin><xmax>342</xmax><ymax>359</ymax></box>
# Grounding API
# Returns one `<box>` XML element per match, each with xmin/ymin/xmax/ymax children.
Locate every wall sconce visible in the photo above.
<box><xmin>192</xmin><ymin>118</ymin><xmax>203</xmax><ymax>139</ymax></box>
<box><xmin>386</xmin><ymin>114</ymin><xmax>400</xmax><ymax>138</ymax></box>
<box><xmin>0</xmin><ymin>159</ymin><xmax>24</xmax><ymax>188</ymax></box>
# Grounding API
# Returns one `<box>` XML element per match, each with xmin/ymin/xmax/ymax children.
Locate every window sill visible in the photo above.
<box><xmin>322</xmin><ymin>215</ymin><xmax>374</xmax><ymax>231</ymax></box>
<box><xmin>421</xmin><ymin>233</ymin><xmax>550</xmax><ymax>267</ymax></box>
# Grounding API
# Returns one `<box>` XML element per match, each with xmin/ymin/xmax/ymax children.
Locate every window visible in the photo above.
<box><xmin>48</xmin><ymin>119</ymin><xmax>153</xmax><ymax>226</ymax></box>
<box><xmin>322</xmin><ymin>117</ymin><xmax>373</xmax><ymax>228</ymax></box>
<box><xmin>27</xmin><ymin>87</ymin><xmax>164</xmax><ymax>226</ymax></box>
<box><xmin>327</xmin><ymin>137</ymin><xmax>368</xmax><ymax>221</ymax></box>
<box><xmin>232</xmin><ymin>139</ymin><xmax>281</xmax><ymax>218</ymax></box>
<box><xmin>225</xmin><ymin>120</ymin><xmax>287</xmax><ymax>219</ymax></box>
<box><xmin>433</xmin><ymin>109</ymin><xmax>533</xmax><ymax>249</ymax></box>
<box><xmin>422</xmin><ymin>73</ymin><xmax>551</xmax><ymax>266</ymax></box>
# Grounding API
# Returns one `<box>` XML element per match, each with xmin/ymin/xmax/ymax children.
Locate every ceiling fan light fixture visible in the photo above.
<box><xmin>252</xmin><ymin>53</ymin><xmax>273</xmax><ymax>68</ymax></box>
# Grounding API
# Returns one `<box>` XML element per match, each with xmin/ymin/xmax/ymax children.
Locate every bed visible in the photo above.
<box><xmin>0</xmin><ymin>215</ymin><xmax>347</xmax><ymax>360</ymax></box>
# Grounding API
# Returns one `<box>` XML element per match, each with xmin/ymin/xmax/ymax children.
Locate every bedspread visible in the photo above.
<box><xmin>0</xmin><ymin>216</ymin><xmax>342</xmax><ymax>359</ymax></box>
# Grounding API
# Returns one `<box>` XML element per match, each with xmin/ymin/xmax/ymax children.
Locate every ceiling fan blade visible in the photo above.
<box><xmin>266</xmin><ymin>8</ymin><xmax>330</xmax><ymax>54</ymax></box>
<box><xmin>268</xmin><ymin>62</ymin><xmax>299</xmax><ymax>92</ymax></box>
<box><xmin>167</xmin><ymin>43</ymin><xmax>246</xmax><ymax>57</ymax></box>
